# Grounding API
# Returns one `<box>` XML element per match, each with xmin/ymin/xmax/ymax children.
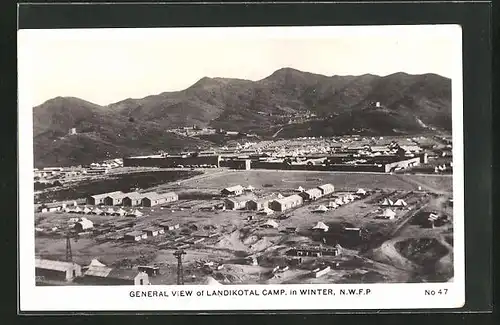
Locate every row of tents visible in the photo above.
<box><xmin>313</xmin><ymin>192</ymin><xmax>360</xmax><ymax>213</ymax></box>
<box><xmin>380</xmin><ymin>198</ymin><xmax>408</xmax><ymax>207</ymax></box>
<box><xmin>64</xmin><ymin>206</ymin><xmax>144</xmax><ymax>217</ymax></box>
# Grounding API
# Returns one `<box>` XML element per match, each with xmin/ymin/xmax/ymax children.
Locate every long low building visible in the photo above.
<box><xmin>103</xmin><ymin>192</ymin><xmax>128</xmax><ymax>206</ymax></box>
<box><xmin>245</xmin><ymin>193</ymin><xmax>280</xmax><ymax>211</ymax></box>
<box><xmin>269</xmin><ymin>194</ymin><xmax>303</xmax><ymax>212</ymax></box>
<box><xmin>123</xmin><ymin>155</ymin><xmax>221</xmax><ymax>168</ymax></box>
<box><xmin>299</xmin><ymin>188</ymin><xmax>323</xmax><ymax>201</ymax></box>
<box><xmin>317</xmin><ymin>184</ymin><xmax>335</xmax><ymax>196</ymax></box>
<box><xmin>86</xmin><ymin>191</ymin><xmax>124</xmax><ymax>205</ymax></box>
<box><xmin>86</xmin><ymin>191</ymin><xmax>178</xmax><ymax>207</ymax></box>
<box><xmin>122</xmin><ymin>192</ymin><xmax>144</xmax><ymax>206</ymax></box>
<box><xmin>35</xmin><ymin>258</ymin><xmax>82</xmax><ymax>282</ymax></box>
<box><xmin>224</xmin><ymin>193</ymin><xmax>257</xmax><ymax>210</ymax></box>
<box><xmin>141</xmin><ymin>192</ymin><xmax>178</xmax><ymax>207</ymax></box>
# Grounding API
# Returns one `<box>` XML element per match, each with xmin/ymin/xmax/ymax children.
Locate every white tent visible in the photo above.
<box><xmin>92</xmin><ymin>207</ymin><xmax>104</xmax><ymax>215</ymax></box>
<box><xmin>381</xmin><ymin>208</ymin><xmax>396</xmax><ymax>219</ymax></box>
<box><xmin>381</xmin><ymin>198</ymin><xmax>394</xmax><ymax>206</ymax></box>
<box><xmin>393</xmin><ymin>199</ymin><xmax>408</xmax><ymax>207</ymax></box>
<box><xmin>258</xmin><ymin>207</ymin><xmax>274</xmax><ymax>215</ymax></box>
<box><xmin>83</xmin><ymin>207</ymin><xmax>92</xmax><ymax>214</ymax></box>
<box><xmin>313</xmin><ymin>205</ymin><xmax>329</xmax><ymax>213</ymax></box>
<box><xmin>277</xmin><ymin>193</ymin><xmax>284</xmax><ymax>199</ymax></box>
<box><xmin>342</xmin><ymin>196</ymin><xmax>351</xmax><ymax>203</ymax></box>
<box><xmin>328</xmin><ymin>201</ymin><xmax>338</xmax><ymax>209</ymax></box>
<box><xmin>73</xmin><ymin>206</ymin><xmax>83</xmax><ymax>213</ymax></box>
<box><xmin>295</xmin><ymin>186</ymin><xmax>305</xmax><ymax>192</ymax></box>
<box><xmin>262</xmin><ymin>219</ymin><xmax>278</xmax><ymax>228</ymax></box>
<box><xmin>105</xmin><ymin>207</ymin><xmax>115</xmax><ymax>215</ymax></box>
<box><xmin>334</xmin><ymin>198</ymin><xmax>344</xmax><ymax>205</ymax></box>
<box><xmin>115</xmin><ymin>208</ymin><xmax>127</xmax><ymax>216</ymax></box>
<box><xmin>204</xmin><ymin>276</ymin><xmax>222</xmax><ymax>285</ymax></box>
<box><xmin>312</xmin><ymin>221</ymin><xmax>329</xmax><ymax>232</ymax></box>
<box><xmin>347</xmin><ymin>193</ymin><xmax>355</xmax><ymax>201</ymax></box>
<box><xmin>88</xmin><ymin>258</ymin><xmax>106</xmax><ymax>268</ymax></box>
<box><xmin>127</xmin><ymin>209</ymin><xmax>143</xmax><ymax>217</ymax></box>
<box><xmin>356</xmin><ymin>188</ymin><xmax>367</xmax><ymax>195</ymax></box>
<box><xmin>65</xmin><ymin>207</ymin><xmax>74</xmax><ymax>213</ymax></box>
<box><xmin>76</xmin><ymin>218</ymin><xmax>94</xmax><ymax>230</ymax></box>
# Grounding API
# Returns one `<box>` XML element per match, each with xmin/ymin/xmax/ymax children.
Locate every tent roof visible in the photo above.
<box><xmin>383</xmin><ymin>208</ymin><xmax>396</xmax><ymax>216</ymax></box>
<box><xmin>88</xmin><ymin>258</ymin><xmax>106</xmax><ymax>267</ymax></box>
<box><xmin>77</xmin><ymin>219</ymin><xmax>93</xmax><ymax>229</ymax></box>
<box><xmin>313</xmin><ymin>221</ymin><xmax>329</xmax><ymax>230</ymax></box>
<box><xmin>394</xmin><ymin>199</ymin><xmax>407</xmax><ymax>206</ymax></box>
<box><xmin>381</xmin><ymin>198</ymin><xmax>394</xmax><ymax>205</ymax></box>
<box><xmin>264</xmin><ymin>219</ymin><xmax>278</xmax><ymax>228</ymax></box>
<box><xmin>314</xmin><ymin>205</ymin><xmax>328</xmax><ymax>212</ymax></box>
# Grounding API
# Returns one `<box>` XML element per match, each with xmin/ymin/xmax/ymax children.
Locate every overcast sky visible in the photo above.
<box><xmin>18</xmin><ymin>26</ymin><xmax>461</xmax><ymax>106</ymax></box>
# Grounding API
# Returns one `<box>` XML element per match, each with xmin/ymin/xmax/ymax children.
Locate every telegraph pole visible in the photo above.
<box><xmin>65</xmin><ymin>232</ymin><xmax>73</xmax><ymax>262</ymax></box>
<box><xmin>173</xmin><ymin>250</ymin><xmax>186</xmax><ymax>285</ymax></box>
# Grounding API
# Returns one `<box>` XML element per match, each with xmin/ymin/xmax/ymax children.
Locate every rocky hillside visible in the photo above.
<box><xmin>33</xmin><ymin>68</ymin><xmax>452</xmax><ymax>166</ymax></box>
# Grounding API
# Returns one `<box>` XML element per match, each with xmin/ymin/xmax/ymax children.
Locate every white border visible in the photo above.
<box><xmin>18</xmin><ymin>25</ymin><xmax>464</xmax><ymax>312</ymax></box>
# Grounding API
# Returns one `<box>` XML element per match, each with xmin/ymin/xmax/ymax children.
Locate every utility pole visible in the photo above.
<box><xmin>173</xmin><ymin>250</ymin><xmax>186</xmax><ymax>285</ymax></box>
<box><xmin>65</xmin><ymin>229</ymin><xmax>79</xmax><ymax>262</ymax></box>
<box><xmin>65</xmin><ymin>232</ymin><xmax>73</xmax><ymax>262</ymax></box>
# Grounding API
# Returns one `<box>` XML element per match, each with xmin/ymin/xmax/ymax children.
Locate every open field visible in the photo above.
<box><xmin>35</xmin><ymin>170</ymin><xmax>203</xmax><ymax>204</ymax></box>
<box><xmin>35</xmin><ymin>168</ymin><xmax>453</xmax><ymax>285</ymax></box>
<box><xmin>154</xmin><ymin>169</ymin><xmax>453</xmax><ymax>195</ymax></box>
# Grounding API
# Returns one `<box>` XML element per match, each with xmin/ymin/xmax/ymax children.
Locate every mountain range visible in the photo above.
<box><xmin>32</xmin><ymin>67</ymin><xmax>452</xmax><ymax>167</ymax></box>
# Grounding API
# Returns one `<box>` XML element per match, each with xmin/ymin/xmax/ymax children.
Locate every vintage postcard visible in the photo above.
<box><xmin>18</xmin><ymin>25</ymin><xmax>464</xmax><ymax>311</ymax></box>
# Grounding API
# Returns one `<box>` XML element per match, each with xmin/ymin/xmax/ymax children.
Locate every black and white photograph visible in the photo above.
<box><xmin>18</xmin><ymin>25</ymin><xmax>464</xmax><ymax>311</ymax></box>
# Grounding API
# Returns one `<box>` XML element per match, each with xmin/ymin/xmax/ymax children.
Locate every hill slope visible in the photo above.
<box><xmin>106</xmin><ymin>68</ymin><xmax>451</xmax><ymax>133</ymax></box>
<box><xmin>33</xmin><ymin>97</ymin><xmax>212</xmax><ymax>167</ymax></box>
<box><xmin>33</xmin><ymin>68</ymin><xmax>452</xmax><ymax>166</ymax></box>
